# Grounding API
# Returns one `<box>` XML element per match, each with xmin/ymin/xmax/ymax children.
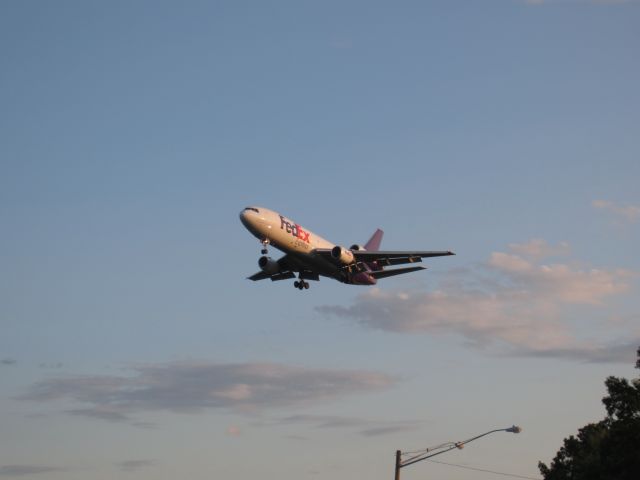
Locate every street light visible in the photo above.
<box><xmin>394</xmin><ymin>425</ymin><xmax>522</xmax><ymax>480</ymax></box>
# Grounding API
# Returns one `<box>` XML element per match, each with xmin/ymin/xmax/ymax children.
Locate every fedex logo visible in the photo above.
<box><xmin>280</xmin><ymin>215</ymin><xmax>310</xmax><ymax>243</ymax></box>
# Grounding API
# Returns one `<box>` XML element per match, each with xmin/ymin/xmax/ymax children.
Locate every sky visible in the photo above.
<box><xmin>1</xmin><ymin>0</ymin><xmax>639</xmax><ymax>479</ymax></box>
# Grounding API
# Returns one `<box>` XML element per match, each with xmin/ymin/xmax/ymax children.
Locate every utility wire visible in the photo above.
<box><xmin>427</xmin><ymin>459</ymin><xmax>541</xmax><ymax>480</ymax></box>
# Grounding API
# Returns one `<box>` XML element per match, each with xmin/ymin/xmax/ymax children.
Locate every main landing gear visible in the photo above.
<box><xmin>294</xmin><ymin>280</ymin><xmax>310</xmax><ymax>290</ymax></box>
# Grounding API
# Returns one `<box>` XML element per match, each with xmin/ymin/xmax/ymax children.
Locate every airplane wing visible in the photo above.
<box><xmin>354</xmin><ymin>250</ymin><xmax>453</xmax><ymax>268</ymax></box>
<box><xmin>247</xmin><ymin>255</ymin><xmax>320</xmax><ymax>282</ymax></box>
<box><xmin>353</xmin><ymin>250</ymin><xmax>454</xmax><ymax>260</ymax></box>
<box><xmin>314</xmin><ymin>249</ymin><xmax>454</xmax><ymax>268</ymax></box>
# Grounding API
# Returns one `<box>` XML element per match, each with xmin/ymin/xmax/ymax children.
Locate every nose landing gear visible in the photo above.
<box><xmin>260</xmin><ymin>238</ymin><xmax>270</xmax><ymax>255</ymax></box>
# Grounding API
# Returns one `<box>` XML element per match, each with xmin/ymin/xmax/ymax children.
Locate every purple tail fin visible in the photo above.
<box><xmin>364</xmin><ymin>229</ymin><xmax>384</xmax><ymax>251</ymax></box>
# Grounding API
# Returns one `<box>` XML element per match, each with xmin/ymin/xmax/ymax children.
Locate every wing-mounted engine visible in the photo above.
<box><xmin>258</xmin><ymin>256</ymin><xmax>280</xmax><ymax>274</ymax></box>
<box><xmin>349</xmin><ymin>244</ymin><xmax>366</xmax><ymax>251</ymax></box>
<box><xmin>331</xmin><ymin>246</ymin><xmax>355</xmax><ymax>265</ymax></box>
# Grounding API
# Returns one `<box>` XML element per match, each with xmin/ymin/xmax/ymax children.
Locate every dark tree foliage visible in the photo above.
<box><xmin>538</xmin><ymin>347</ymin><xmax>640</xmax><ymax>480</ymax></box>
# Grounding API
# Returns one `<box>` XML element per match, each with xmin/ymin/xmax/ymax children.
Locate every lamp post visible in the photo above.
<box><xmin>394</xmin><ymin>425</ymin><xmax>522</xmax><ymax>480</ymax></box>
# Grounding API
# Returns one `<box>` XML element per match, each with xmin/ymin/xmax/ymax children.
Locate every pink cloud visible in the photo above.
<box><xmin>507</xmin><ymin>239</ymin><xmax>570</xmax><ymax>260</ymax></box>
<box><xmin>317</xmin><ymin>240</ymin><xmax>637</xmax><ymax>362</ymax></box>
<box><xmin>593</xmin><ymin>199</ymin><xmax>640</xmax><ymax>223</ymax></box>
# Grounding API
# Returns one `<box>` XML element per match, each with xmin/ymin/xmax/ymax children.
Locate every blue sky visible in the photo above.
<box><xmin>1</xmin><ymin>1</ymin><xmax>639</xmax><ymax>479</ymax></box>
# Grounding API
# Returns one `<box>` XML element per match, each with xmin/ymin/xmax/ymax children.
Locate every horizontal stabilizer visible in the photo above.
<box><xmin>369</xmin><ymin>266</ymin><xmax>426</xmax><ymax>279</ymax></box>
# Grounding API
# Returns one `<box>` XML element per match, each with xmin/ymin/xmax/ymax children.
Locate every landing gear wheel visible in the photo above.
<box><xmin>303</xmin><ymin>281</ymin><xmax>309</xmax><ymax>289</ymax></box>
<box><xmin>294</xmin><ymin>281</ymin><xmax>300</xmax><ymax>289</ymax></box>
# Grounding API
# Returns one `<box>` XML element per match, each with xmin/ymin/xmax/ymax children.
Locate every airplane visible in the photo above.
<box><xmin>240</xmin><ymin>206</ymin><xmax>455</xmax><ymax>290</ymax></box>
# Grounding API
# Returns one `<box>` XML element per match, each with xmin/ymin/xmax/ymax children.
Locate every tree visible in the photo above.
<box><xmin>538</xmin><ymin>347</ymin><xmax>640</xmax><ymax>480</ymax></box>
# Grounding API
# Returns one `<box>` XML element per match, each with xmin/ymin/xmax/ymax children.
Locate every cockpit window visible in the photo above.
<box><xmin>243</xmin><ymin>207</ymin><xmax>259</xmax><ymax>213</ymax></box>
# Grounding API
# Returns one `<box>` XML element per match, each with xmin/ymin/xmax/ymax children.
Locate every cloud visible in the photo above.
<box><xmin>67</xmin><ymin>407</ymin><xmax>132</xmax><ymax>423</ymax></box>
<box><xmin>593</xmin><ymin>199</ymin><xmax>640</xmax><ymax>224</ymax></box>
<box><xmin>0</xmin><ymin>465</ymin><xmax>65</xmax><ymax>477</ymax></box>
<box><xmin>1</xmin><ymin>358</ymin><xmax>17</xmax><ymax>366</ymax></box>
<box><xmin>506</xmin><ymin>339</ymin><xmax>640</xmax><ymax>363</ymax></box>
<box><xmin>20</xmin><ymin>362</ymin><xmax>397</xmax><ymax>425</ymax></box>
<box><xmin>275</xmin><ymin>414</ymin><xmax>421</xmax><ymax>437</ymax></box>
<box><xmin>507</xmin><ymin>239</ymin><xmax>570</xmax><ymax>261</ymax></box>
<box><xmin>67</xmin><ymin>407</ymin><xmax>156</xmax><ymax>428</ymax></box>
<box><xmin>226</xmin><ymin>425</ymin><xmax>241</xmax><ymax>437</ymax></box>
<box><xmin>317</xmin><ymin>241</ymin><xmax>637</xmax><ymax>363</ymax></box>
<box><xmin>116</xmin><ymin>460</ymin><xmax>155</xmax><ymax>473</ymax></box>
<box><xmin>488</xmin><ymin>252</ymin><xmax>631</xmax><ymax>305</ymax></box>
<box><xmin>361</xmin><ymin>425</ymin><xmax>419</xmax><ymax>437</ymax></box>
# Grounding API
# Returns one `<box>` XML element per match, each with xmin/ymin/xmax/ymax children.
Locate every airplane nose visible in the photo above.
<box><xmin>239</xmin><ymin>209</ymin><xmax>250</xmax><ymax>227</ymax></box>
<box><xmin>239</xmin><ymin>208</ymin><xmax>259</xmax><ymax>229</ymax></box>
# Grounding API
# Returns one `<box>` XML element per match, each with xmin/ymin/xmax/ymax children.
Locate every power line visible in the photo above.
<box><xmin>427</xmin><ymin>459</ymin><xmax>541</xmax><ymax>480</ymax></box>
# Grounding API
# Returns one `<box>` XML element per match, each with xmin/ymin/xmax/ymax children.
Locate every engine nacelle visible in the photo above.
<box><xmin>258</xmin><ymin>256</ymin><xmax>280</xmax><ymax>274</ymax></box>
<box><xmin>331</xmin><ymin>245</ymin><xmax>355</xmax><ymax>265</ymax></box>
<box><xmin>349</xmin><ymin>244</ymin><xmax>366</xmax><ymax>251</ymax></box>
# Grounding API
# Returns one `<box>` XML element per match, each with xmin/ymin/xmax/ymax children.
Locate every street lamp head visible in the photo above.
<box><xmin>505</xmin><ymin>425</ymin><xmax>522</xmax><ymax>434</ymax></box>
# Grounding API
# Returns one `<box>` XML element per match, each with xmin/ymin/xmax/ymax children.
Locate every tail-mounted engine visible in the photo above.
<box><xmin>331</xmin><ymin>246</ymin><xmax>355</xmax><ymax>265</ymax></box>
<box><xmin>258</xmin><ymin>256</ymin><xmax>280</xmax><ymax>274</ymax></box>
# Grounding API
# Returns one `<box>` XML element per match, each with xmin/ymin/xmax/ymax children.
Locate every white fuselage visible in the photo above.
<box><xmin>240</xmin><ymin>207</ymin><xmax>334</xmax><ymax>253</ymax></box>
<box><xmin>239</xmin><ymin>206</ymin><xmax>348</xmax><ymax>280</ymax></box>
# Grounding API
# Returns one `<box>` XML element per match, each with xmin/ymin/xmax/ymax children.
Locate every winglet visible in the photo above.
<box><xmin>364</xmin><ymin>229</ymin><xmax>384</xmax><ymax>251</ymax></box>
